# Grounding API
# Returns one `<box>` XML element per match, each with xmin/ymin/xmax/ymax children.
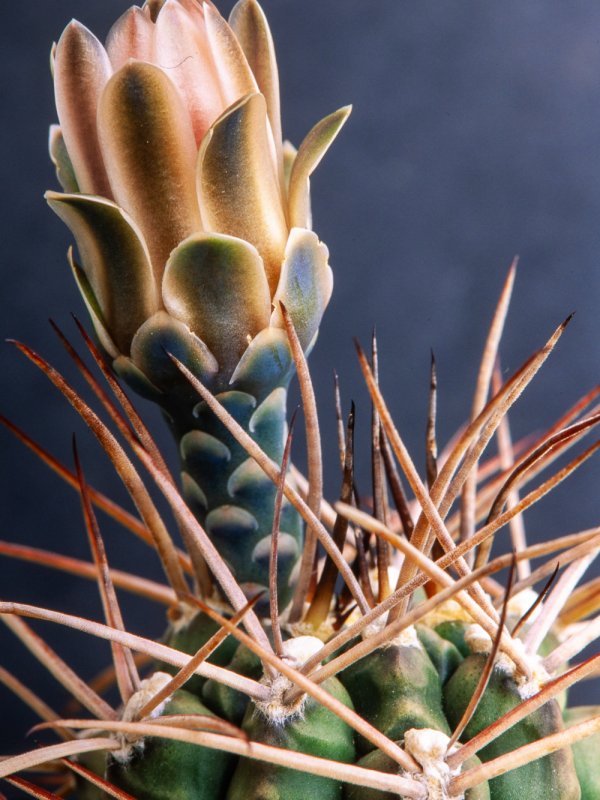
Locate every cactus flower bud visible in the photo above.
<box><xmin>46</xmin><ymin>0</ymin><xmax>350</xmax><ymax>610</ymax></box>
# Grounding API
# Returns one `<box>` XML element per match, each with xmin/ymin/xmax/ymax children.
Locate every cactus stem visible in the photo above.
<box><xmin>449</xmin><ymin>710</ymin><xmax>600</xmax><ymax>795</ymax></box>
<box><xmin>334</xmin><ymin>501</ymin><xmax>529</xmax><ymax>674</ymax></box>
<box><xmin>73</xmin><ymin>436</ymin><xmax>140</xmax><ymax>702</ymax></box>
<box><xmin>459</xmin><ymin>258</ymin><xmax>517</xmax><ymax>551</ymax></box>
<box><xmin>293</xmin><ymin>548</ymin><xmax>526</xmax><ymax>702</ymax></box>
<box><xmin>167</xmin><ymin>351</ymin><xmax>371</xmax><ymax>615</ymax></box>
<box><xmin>280</xmin><ymin>303</ymin><xmax>324</xmax><ymax>623</ymax></box>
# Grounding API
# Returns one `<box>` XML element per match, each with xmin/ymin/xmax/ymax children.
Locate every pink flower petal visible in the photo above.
<box><xmin>106</xmin><ymin>6</ymin><xmax>156</xmax><ymax>71</ymax></box>
<box><xmin>154</xmin><ymin>0</ymin><xmax>225</xmax><ymax>145</ymax></box>
<box><xmin>203</xmin><ymin>2</ymin><xmax>257</xmax><ymax>106</ymax></box>
<box><xmin>53</xmin><ymin>21</ymin><xmax>113</xmax><ymax>197</ymax></box>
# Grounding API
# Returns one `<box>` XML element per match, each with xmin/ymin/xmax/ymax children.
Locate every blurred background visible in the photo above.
<box><xmin>1</xmin><ymin>0</ymin><xmax>599</xmax><ymax>775</ymax></box>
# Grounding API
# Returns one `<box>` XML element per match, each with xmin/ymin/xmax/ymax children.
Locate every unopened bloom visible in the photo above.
<box><xmin>48</xmin><ymin>0</ymin><xmax>348</xmax><ymax>378</ymax></box>
<box><xmin>47</xmin><ymin>0</ymin><xmax>349</xmax><ymax>606</ymax></box>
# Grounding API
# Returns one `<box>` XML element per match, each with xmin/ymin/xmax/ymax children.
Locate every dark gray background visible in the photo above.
<box><xmin>1</xmin><ymin>0</ymin><xmax>599</xmax><ymax>775</ymax></box>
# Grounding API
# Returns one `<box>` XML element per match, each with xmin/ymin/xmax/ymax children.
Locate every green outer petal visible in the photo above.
<box><xmin>288</xmin><ymin>105</ymin><xmax>352</xmax><ymax>229</ymax></box>
<box><xmin>197</xmin><ymin>92</ymin><xmax>287</xmax><ymax>295</ymax></box>
<box><xmin>162</xmin><ymin>232</ymin><xmax>271</xmax><ymax>376</ymax></box>
<box><xmin>229</xmin><ymin>0</ymin><xmax>283</xmax><ymax>178</ymax></box>
<box><xmin>130</xmin><ymin>310</ymin><xmax>219</xmax><ymax>394</ymax></box>
<box><xmin>282</xmin><ymin>139</ymin><xmax>297</xmax><ymax>192</ymax></box>
<box><xmin>271</xmin><ymin>228</ymin><xmax>333</xmax><ymax>351</ymax></box>
<box><xmin>48</xmin><ymin>125</ymin><xmax>79</xmax><ymax>193</ymax></box>
<box><xmin>229</xmin><ymin>327</ymin><xmax>293</xmax><ymax>398</ymax></box>
<box><xmin>47</xmin><ymin>191</ymin><xmax>159</xmax><ymax>354</ymax></box>
<box><xmin>97</xmin><ymin>60</ymin><xmax>202</xmax><ymax>281</ymax></box>
<box><xmin>67</xmin><ymin>248</ymin><xmax>119</xmax><ymax>359</ymax></box>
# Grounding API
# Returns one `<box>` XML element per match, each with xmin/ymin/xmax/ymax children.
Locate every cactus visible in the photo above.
<box><xmin>1</xmin><ymin>1</ymin><xmax>600</xmax><ymax>799</ymax></box>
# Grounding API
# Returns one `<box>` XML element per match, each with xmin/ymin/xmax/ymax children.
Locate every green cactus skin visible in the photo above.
<box><xmin>338</xmin><ymin>638</ymin><xmax>450</xmax><ymax>755</ymax></box>
<box><xmin>443</xmin><ymin>654</ymin><xmax>581</xmax><ymax>800</ymax></box>
<box><xmin>73</xmin><ymin>750</ymin><xmax>108</xmax><ymax>800</ymax></box>
<box><xmin>160</xmin><ymin>610</ymin><xmax>240</xmax><ymax>695</ymax></box>
<box><xmin>202</xmin><ymin>643</ymin><xmax>263</xmax><ymax>724</ymax></box>
<box><xmin>564</xmin><ymin>706</ymin><xmax>600</xmax><ymax>800</ymax></box>
<box><xmin>342</xmin><ymin>747</ymin><xmax>490</xmax><ymax>800</ymax></box>
<box><xmin>415</xmin><ymin>623</ymin><xmax>464</xmax><ymax>684</ymax></box>
<box><xmin>226</xmin><ymin>677</ymin><xmax>356</xmax><ymax>800</ymax></box>
<box><xmin>107</xmin><ymin>688</ymin><xmax>235</xmax><ymax>800</ymax></box>
<box><xmin>435</xmin><ymin>620</ymin><xmax>472</xmax><ymax>658</ymax></box>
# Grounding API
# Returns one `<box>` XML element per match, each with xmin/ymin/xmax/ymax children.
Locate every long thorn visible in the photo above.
<box><xmin>10</xmin><ymin>341</ymin><xmax>190</xmax><ymax>598</ymax></box>
<box><xmin>271</xmin><ymin>413</ymin><xmax>297</xmax><ymax>656</ymax></box>
<box><xmin>0</xmin><ymin>540</ymin><xmax>176</xmax><ymax>606</ymax></box>
<box><xmin>305</xmin><ymin>405</ymin><xmax>357</xmax><ymax>628</ymax></box>
<box><xmin>2</xmin><ymin>615</ymin><xmax>117</xmax><ymax>720</ymax></box>
<box><xmin>425</xmin><ymin>350</ymin><xmax>438</xmax><ymax>488</ymax></box>
<box><xmin>450</xmin><ymin>713</ymin><xmax>600</xmax><ymax>795</ymax></box>
<box><xmin>447</xmin><ymin>553</ymin><xmax>517</xmax><ymax>750</ymax></box>
<box><xmin>137</xmin><ymin>595</ymin><xmax>262</xmax><ymax>719</ymax></box>
<box><xmin>459</xmin><ymin>259</ymin><xmax>517</xmax><ymax>549</ymax></box>
<box><xmin>178</xmin><ymin>594</ymin><xmax>420</xmax><ymax>773</ymax></box>
<box><xmin>281</xmin><ymin>303</ymin><xmax>323</xmax><ymax>623</ymax></box>
<box><xmin>0</xmin><ymin>602</ymin><xmax>269</xmax><ymax>701</ymax></box>
<box><xmin>511</xmin><ymin>563</ymin><xmax>560</xmax><ymax>637</ymax></box>
<box><xmin>491</xmin><ymin>360</ymin><xmax>529</xmax><ymax>577</ymax></box>
<box><xmin>42</xmin><ymin>720</ymin><xmax>427</xmax><ymax>799</ymax></box>
<box><xmin>72</xmin><ymin>436</ymin><xmax>140</xmax><ymax>701</ymax></box>
<box><xmin>448</xmin><ymin>650</ymin><xmax>600</xmax><ymax>769</ymax></box>
<box><xmin>370</xmin><ymin>330</ymin><xmax>390</xmax><ymax>601</ymax></box>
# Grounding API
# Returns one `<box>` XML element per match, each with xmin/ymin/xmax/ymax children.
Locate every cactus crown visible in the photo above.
<box><xmin>2</xmin><ymin>1</ymin><xmax>600</xmax><ymax>799</ymax></box>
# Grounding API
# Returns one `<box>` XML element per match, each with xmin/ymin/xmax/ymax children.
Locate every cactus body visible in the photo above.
<box><xmin>339</xmin><ymin>635</ymin><xmax>450</xmax><ymax>754</ymax></box>
<box><xmin>444</xmin><ymin>654</ymin><xmax>581</xmax><ymax>800</ymax></box>
<box><xmin>226</xmin><ymin>677</ymin><xmax>355</xmax><ymax>800</ymax></box>
<box><xmin>107</xmin><ymin>687</ymin><xmax>235</xmax><ymax>800</ymax></box>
